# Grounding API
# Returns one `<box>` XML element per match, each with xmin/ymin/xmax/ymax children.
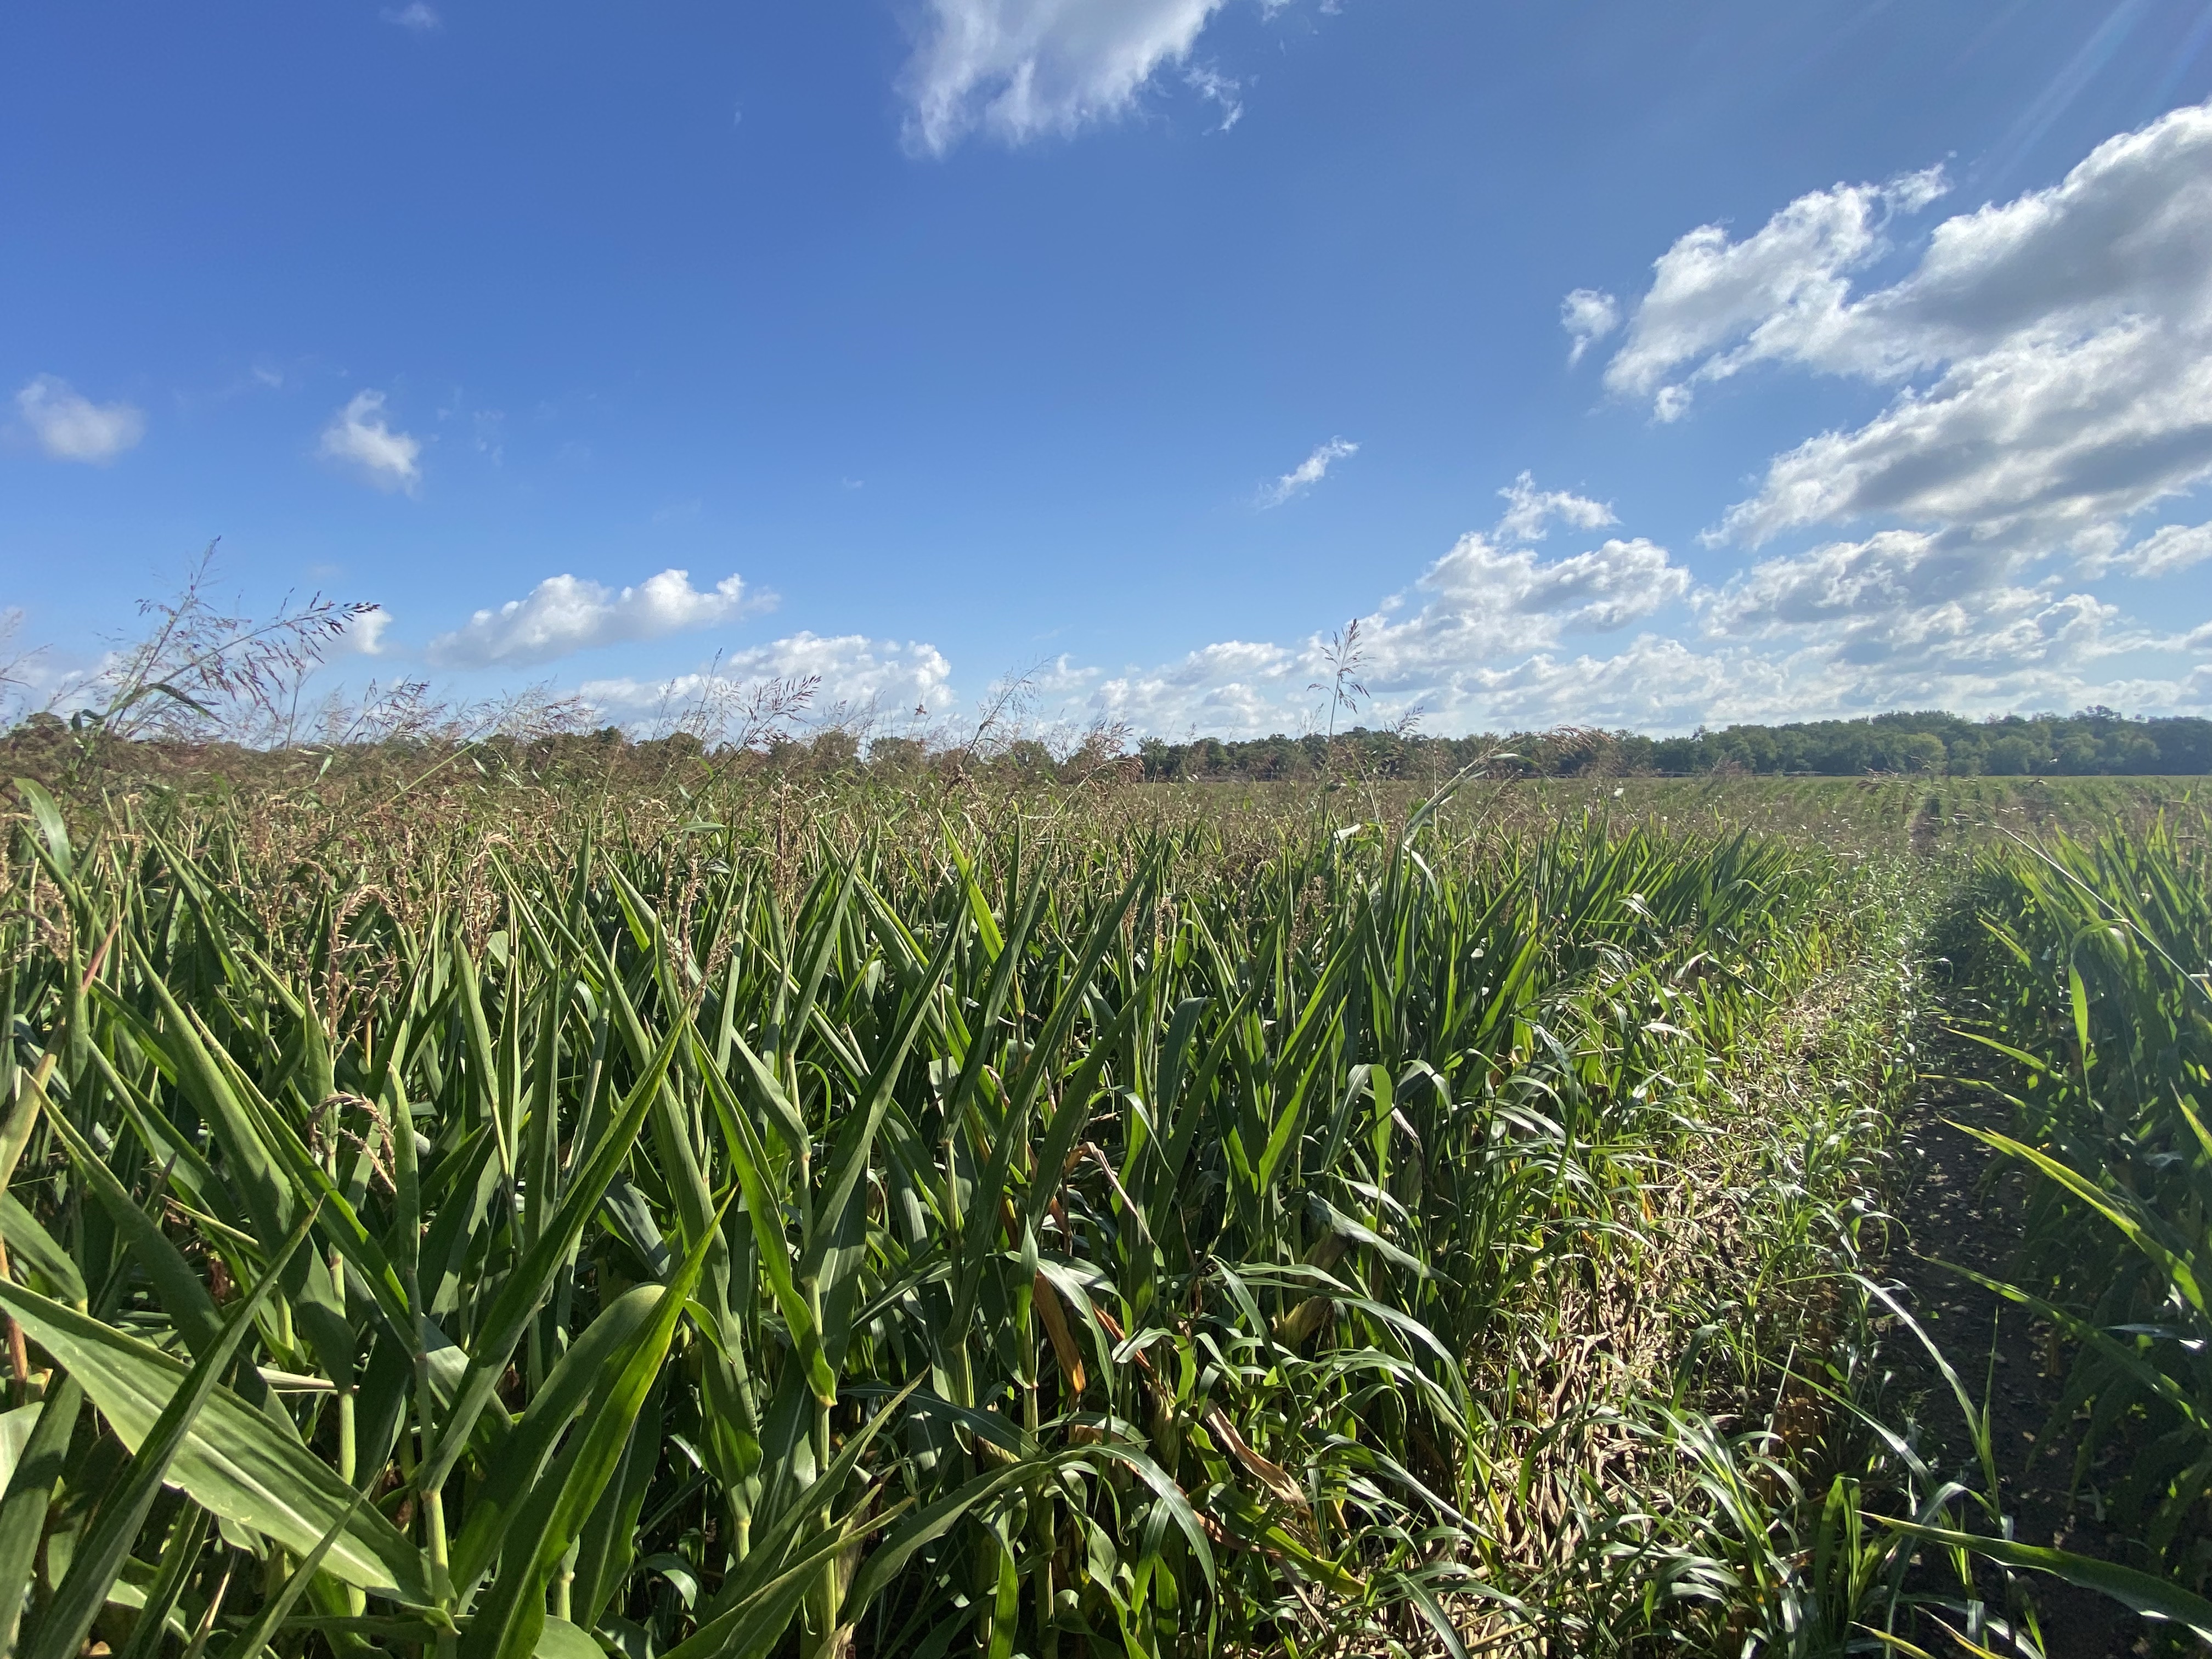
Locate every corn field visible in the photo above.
<box><xmin>1937</xmin><ymin>811</ymin><xmax>2212</xmax><ymax>1637</ymax></box>
<box><xmin>0</xmin><ymin>767</ymin><xmax>1979</xmax><ymax>1657</ymax></box>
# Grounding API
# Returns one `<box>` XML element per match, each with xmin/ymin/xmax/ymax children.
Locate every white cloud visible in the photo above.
<box><xmin>341</xmin><ymin>609</ymin><xmax>393</xmax><ymax>657</ymax></box>
<box><xmin>1494</xmin><ymin>471</ymin><xmax>1616</xmax><ymax>542</ymax></box>
<box><xmin>1560</xmin><ymin>289</ymin><xmax>1620</xmax><ymax>366</ymax></box>
<box><xmin>319</xmin><ymin>391</ymin><xmax>423</xmax><ymax>493</ymax></box>
<box><xmin>1122</xmin><ymin>96</ymin><xmax>2212</xmax><ymax>736</ymax></box>
<box><xmin>382</xmin><ymin>3</ymin><xmax>440</xmax><ymax>31</ymax></box>
<box><xmin>1184</xmin><ymin>64</ymin><xmax>1242</xmax><ymax>132</ymax></box>
<box><xmin>1262</xmin><ymin>437</ymin><xmax>1358</xmax><ymax>506</ymax></box>
<box><xmin>15</xmin><ymin>376</ymin><xmax>145</xmax><ymax>462</ymax></box>
<box><xmin>1585</xmin><ymin>99</ymin><xmax>2212</xmax><ymax>556</ymax></box>
<box><xmin>1504</xmin><ymin>95</ymin><xmax>2212</xmax><ymax>727</ymax></box>
<box><xmin>1068</xmin><ymin>461</ymin><xmax>2190</xmax><ymax>740</ymax></box>
<box><xmin>1598</xmin><ymin>167</ymin><xmax>1948</xmax><ymax>410</ymax></box>
<box><xmin>1078</xmin><ymin>489</ymin><xmax>1699</xmax><ymax>736</ymax></box>
<box><xmin>579</xmin><ymin>633</ymin><xmax>954</xmax><ymax>727</ymax></box>
<box><xmin>1418</xmin><ymin>533</ymin><xmax>1686</xmax><ymax>635</ymax></box>
<box><xmin>2090</xmin><ymin>520</ymin><xmax>2212</xmax><ymax>578</ymax></box>
<box><xmin>901</xmin><ymin>0</ymin><xmax>1227</xmax><ymax>155</ymax></box>
<box><xmin>1718</xmin><ymin>317</ymin><xmax>2212</xmax><ymax>545</ymax></box>
<box><xmin>1699</xmin><ymin>526</ymin><xmax>2131</xmax><ymax>673</ymax></box>
<box><xmin>427</xmin><ymin>569</ymin><xmax>764</xmax><ymax>669</ymax></box>
<box><xmin>1707</xmin><ymin>530</ymin><xmax>1992</xmax><ymax>635</ymax></box>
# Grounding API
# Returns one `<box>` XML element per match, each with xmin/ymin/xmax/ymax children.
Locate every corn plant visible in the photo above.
<box><xmin>0</xmin><ymin>767</ymin><xmax>1896</xmax><ymax>1658</ymax></box>
<box><xmin>1934</xmin><ymin>812</ymin><xmax>2212</xmax><ymax>1637</ymax></box>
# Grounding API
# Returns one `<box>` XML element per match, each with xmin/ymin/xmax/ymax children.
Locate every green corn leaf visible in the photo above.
<box><xmin>0</xmin><ymin>1282</ymin><xmax>435</xmax><ymax>1604</ymax></box>
<box><xmin>24</xmin><ymin>1207</ymin><xmax>311</xmax><ymax>1659</ymax></box>
<box><xmin>2068</xmin><ymin>952</ymin><xmax>2094</xmax><ymax>1064</ymax></box>
<box><xmin>420</xmin><ymin>1010</ymin><xmax>689</xmax><ymax>1494</ymax></box>
<box><xmin>216</xmin><ymin>1482</ymin><xmax>371</xmax><ymax>1659</ymax></box>
<box><xmin>661</xmin><ymin>1379</ymin><xmax>926</xmax><ymax>1659</ymax></box>
<box><xmin>458</xmin><ymin>1193</ymin><xmax>725</xmax><ymax>1659</ymax></box>
<box><xmin>1955</xmin><ymin>1121</ymin><xmax>2207</xmax><ymax>1314</ymax></box>
<box><xmin>531</xmin><ymin>1620</ymin><xmax>602</xmax><ymax>1659</ymax></box>
<box><xmin>10</xmin><ymin>779</ymin><xmax>72</xmax><ymax>882</ymax></box>
<box><xmin>44</xmin><ymin>1105</ymin><xmax>221</xmax><ymax>1350</ymax></box>
<box><xmin>567</xmin><ymin>1373</ymin><xmax>665</xmax><ymax>1632</ymax></box>
<box><xmin>111</xmin><ymin>1503</ymin><xmax>208</xmax><ymax>1659</ymax></box>
<box><xmin>801</xmin><ymin>916</ymin><xmax>961</xmax><ymax>1291</ymax></box>
<box><xmin>1876</xmin><ymin>1519</ymin><xmax>2212</xmax><ymax>1640</ymax></box>
<box><xmin>448</xmin><ymin>1284</ymin><xmax>663</xmax><ymax>1594</ymax></box>
<box><xmin>0</xmin><ymin>1198</ymin><xmax>82</xmax><ymax>1311</ymax></box>
<box><xmin>0</xmin><ymin>1379</ymin><xmax>82</xmax><ymax>1657</ymax></box>
<box><xmin>698</xmin><ymin>1055</ymin><xmax>833</xmax><ymax>1406</ymax></box>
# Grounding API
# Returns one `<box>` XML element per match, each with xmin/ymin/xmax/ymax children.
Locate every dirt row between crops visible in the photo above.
<box><xmin>1885</xmin><ymin>1032</ymin><xmax>2150</xmax><ymax>1657</ymax></box>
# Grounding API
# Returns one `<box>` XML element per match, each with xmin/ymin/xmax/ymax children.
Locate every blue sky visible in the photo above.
<box><xmin>7</xmin><ymin>1</ymin><xmax>2212</xmax><ymax>742</ymax></box>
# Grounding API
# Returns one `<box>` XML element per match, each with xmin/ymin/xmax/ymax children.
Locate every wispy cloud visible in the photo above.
<box><xmin>427</xmin><ymin>568</ymin><xmax>767</xmax><ymax>669</ymax></box>
<box><xmin>381</xmin><ymin>3</ymin><xmax>441</xmax><ymax>32</ymax></box>
<box><xmin>15</xmin><ymin>376</ymin><xmax>145</xmax><ymax>462</ymax></box>
<box><xmin>1261</xmin><ymin>437</ymin><xmax>1358</xmax><ymax>507</ymax></box>
<box><xmin>902</xmin><ymin>0</ymin><xmax>1229</xmax><ymax>155</ymax></box>
<box><xmin>319</xmin><ymin>391</ymin><xmax>423</xmax><ymax>493</ymax></box>
<box><xmin>1184</xmin><ymin>64</ymin><xmax>1243</xmax><ymax>132</ymax></box>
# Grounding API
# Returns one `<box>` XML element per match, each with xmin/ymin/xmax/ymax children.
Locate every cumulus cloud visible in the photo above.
<box><xmin>1707</xmin><ymin>531</ymin><xmax>1991</xmax><ymax>635</ymax></box>
<box><xmin>1262</xmin><ymin>437</ymin><xmax>1358</xmax><ymax>506</ymax></box>
<box><xmin>1514</xmin><ymin>95</ymin><xmax>2212</xmax><ymax>719</ymax></box>
<box><xmin>382</xmin><ymin>3</ymin><xmax>441</xmax><ymax>30</ymax></box>
<box><xmin>1717</xmin><ymin>318</ymin><xmax>2212</xmax><ymax>545</ymax></box>
<box><xmin>427</xmin><ymin>569</ymin><xmax>763</xmax><ymax>669</ymax></box>
<box><xmin>1584</xmin><ymin>99</ymin><xmax>2212</xmax><ymax>557</ymax></box>
<box><xmin>319</xmin><ymin>391</ymin><xmax>423</xmax><ymax>493</ymax></box>
<box><xmin>1062</xmin><ymin>437</ymin><xmax>2189</xmax><ymax>738</ymax></box>
<box><xmin>15</xmin><ymin>376</ymin><xmax>145</xmax><ymax>462</ymax></box>
<box><xmin>1094</xmin><ymin>96</ymin><xmax>2212</xmax><ymax>736</ymax></box>
<box><xmin>1418</xmin><ymin>533</ymin><xmax>1687</xmax><ymax>635</ymax></box>
<box><xmin>1560</xmin><ymin>289</ymin><xmax>1621</xmax><ymax>366</ymax></box>
<box><xmin>1075</xmin><ymin>478</ymin><xmax>1700</xmax><ymax>736</ymax></box>
<box><xmin>902</xmin><ymin>0</ymin><xmax>1227</xmax><ymax>154</ymax></box>
<box><xmin>1598</xmin><ymin>167</ymin><xmax>1948</xmax><ymax>410</ymax></box>
<box><xmin>1494</xmin><ymin>471</ymin><xmax>1616</xmax><ymax>542</ymax></box>
<box><xmin>340</xmin><ymin>609</ymin><xmax>393</xmax><ymax>658</ymax></box>
<box><xmin>579</xmin><ymin>633</ymin><xmax>954</xmax><ymax>727</ymax></box>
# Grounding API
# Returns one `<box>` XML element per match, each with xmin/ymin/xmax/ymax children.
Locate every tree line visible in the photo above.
<box><xmin>1136</xmin><ymin>709</ymin><xmax>2212</xmax><ymax>780</ymax></box>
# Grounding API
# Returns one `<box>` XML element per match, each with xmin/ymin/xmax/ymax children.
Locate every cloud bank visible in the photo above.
<box><xmin>1035</xmin><ymin>104</ymin><xmax>2212</xmax><ymax>738</ymax></box>
<box><xmin>580</xmin><ymin>633</ymin><xmax>955</xmax><ymax>729</ymax></box>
